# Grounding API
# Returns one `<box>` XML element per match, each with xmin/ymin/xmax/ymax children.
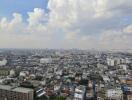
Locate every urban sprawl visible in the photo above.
<box><xmin>0</xmin><ymin>49</ymin><xmax>131</xmax><ymax>100</ymax></box>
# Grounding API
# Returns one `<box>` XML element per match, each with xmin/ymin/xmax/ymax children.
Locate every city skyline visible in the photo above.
<box><xmin>0</xmin><ymin>0</ymin><xmax>132</xmax><ymax>50</ymax></box>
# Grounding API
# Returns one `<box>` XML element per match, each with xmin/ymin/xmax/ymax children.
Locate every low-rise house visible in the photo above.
<box><xmin>74</xmin><ymin>85</ymin><xmax>86</xmax><ymax>100</ymax></box>
<box><xmin>105</xmin><ymin>88</ymin><xmax>123</xmax><ymax>100</ymax></box>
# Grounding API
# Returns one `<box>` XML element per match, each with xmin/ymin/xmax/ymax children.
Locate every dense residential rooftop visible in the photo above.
<box><xmin>0</xmin><ymin>49</ymin><xmax>131</xmax><ymax>100</ymax></box>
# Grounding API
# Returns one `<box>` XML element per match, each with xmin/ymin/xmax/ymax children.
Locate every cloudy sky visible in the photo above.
<box><xmin>0</xmin><ymin>0</ymin><xmax>132</xmax><ymax>50</ymax></box>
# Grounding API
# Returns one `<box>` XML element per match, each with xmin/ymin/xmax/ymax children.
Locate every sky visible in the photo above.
<box><xmin>0</xmin><ymin>0</ymin><xmax>132</xmax><ymax>50</ymax></box>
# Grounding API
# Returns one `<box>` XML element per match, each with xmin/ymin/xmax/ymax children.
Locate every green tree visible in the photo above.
<box><xmin>55</xmin><ymin>96</ymin><xmax>66</xmax><ymax>100</ymax></box>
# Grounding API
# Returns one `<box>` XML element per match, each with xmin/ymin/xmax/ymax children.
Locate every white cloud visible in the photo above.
<box><xmin>27</xmin><ymin>8</ymin><xmax>47</xmax><ymax>26</ymax></box>
<box><xmin>0</xmin><ymin>0</ymin><xmax>132</xmax><ymax>50</ymax></box>
<box><xmin>0</xmin><ymin>13</ymin><xmax>22</xmax><ymax>32</ymax></box>
<box><xmin>99</xmin><ymin>26</ymin><xmax>132</xmax><ymax>50</ymax></box>
<box><xmin>123</xmin><ymin>25</ymin><xmax>132</xmax><ymax>33</ymax></box>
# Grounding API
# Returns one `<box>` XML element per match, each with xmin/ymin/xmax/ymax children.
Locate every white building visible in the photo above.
<box><xmin>19</xmin><ymin>71</ymin><xmax>29</xmax><ymax>77</ymax></box>
<box><xmin>40</xmin><ymin>58</ymin><xmax>52</xmax><ymax>64</ymax></box>
<box><xmin>106</xmin><ymin>89</ymin><xmax>123</xmax><ymax>100</ymax></box>
<box><xmin>107</xmin><ymin>58</ymin><xmax>115</xmax><ymax>66</ymax></box>
<box><xmin>125</xmin><ymin>58</ymin><xmax>131</xmax><ymax>64</ymax></box>
<box><xmin>102</xmin><ymin>76</ymin><xmax>110</xmax><ymax>83</ymax></box>
<box><xmin>0</xmin><ymin>59</ymin><xmax>7</xmax><ymax>66</ymax></box>
<box><xmin>74</xmin><ymin>85</ymin><xmax>86</xmax><ymax>100</ymax></box>
<box><xmin>9</xmin><ymin>69</ymin><xmax>16</xmax><ymax>77</ymax></box>
<box><xmin>119</xmin><ymin>64</ymin><xmax>128</xmax><ymax>71</ymax></box>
